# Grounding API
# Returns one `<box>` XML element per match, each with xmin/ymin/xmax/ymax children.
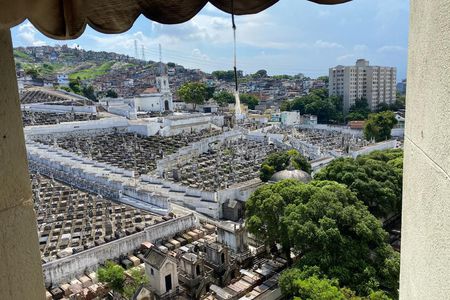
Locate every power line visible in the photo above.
<box><xmin>134</xmin><ymin>40</ymin><xmax>138</xmax><ymax>60</ymax></box>
<box><xmin>135</xmin><ymin>44</ymin><xmax>328</xmax><ymax>75</ymax></box>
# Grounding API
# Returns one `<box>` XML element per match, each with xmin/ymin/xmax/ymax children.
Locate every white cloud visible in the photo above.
<box><xmin>318</xmin><ymin>10</ymin><xmax>331</xmax><ymax>18</ymax></box>
<box><xmin>354</xmin><ymin>44</ymin><xmax>368</xmax><ymax>52</ymax></box>
<box><xmin>191</xmin><ymin>48</ymin><xmax>210</xmax><ymax>61</ymax></box>
<box><xmin>314</xmin><ymin>40</ymin><xmax>344</xmax><ymax>49</ymax></box>
<box><xmin>337</xmin><ymin>54</ymin><xmax>355</xmax><ymax>62</ymax></box>
<box><xmin>377</xmin><ymin>45</ymin><xmax>406</xmax><ymax>53</ymax></box>
<box><xmin>18</xmin><ymin>22</ymin><xmax>47</xmax><ymax>46</ymax></box>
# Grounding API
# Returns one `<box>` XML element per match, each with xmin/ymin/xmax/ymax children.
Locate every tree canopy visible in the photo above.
<box><xmin>347</xmin><ymin>98</ymin><xmax>371</xmax><ymax>121</ymax></box>
<box><xmin>212</xmin><ymin>70</ymin><xmax>235</xmax><ymax>81</ymax></box>
<box><xmin>317</xmin><ymin>76</ymin><xmax>329</xmax><ymax>84</ymax></box>
<box><xmin>376</xmin><ymin>95</ymin><xmax>405</xmax><ymax>113</ymax></box>
<box><xmin>67</xmin><ymin>78</ymin><xmax>97</xmax><ymax>101</ymax></box>
<box><xmin>252</xmin><ymin>69</ymin><xmax>268</xmax><ymax>78</ymax></box>
<box><xmin>177</xmin><ymin>81</ymin><xmax>208</xmax><ymax>110</ymax></box>
<box><xmin>246</xmin><ymin>180</ymin><xmax>399</xmax><ymax>298</ymax></box>
<box><xmin>98</xmin><ymin>261</ymin><xmax>149</xmax><ymax>299</ymax></box>
<box><xmin>314</xmin><ymin>149</ymin><xmax>403</xmax><ymax>219</ymax></box>
<box><xmin>213</xmin><ymin>90</ymin><xmax>235</xmax><ymax>107</ymax></box>
<box><xmin>279</xmin><ymin>267</ymin><xmax>392</xmax><ymax>300</ymax></box>
<box><xmin>259</xmin><ymin>149</ymin><xmax>311</xmax><ymax>182</ymax></box>
<box><xmin>281</xmin><ymin>88</ymin><xmax>343</xmax><ymax>124</ymax></box>
<box><xmin>123</xmin><ymin>268</ymin><xmax>150</xmax><ymax>299</ymax></box>
<box><xmin>364</xmin><ymin>111</ymin><xmax>398</xmax><ymax>142</ymax></box>
<box><xmin>106</xmin><ymin>89</ymin><xmax>118</xmax><ymax>98</ymax></box>
<box><xmin>240</xmin><ymin>93</ymin><xmax>259</xmax><ymax>110</ymax></box>
<box><xmin>98</xmin><ymin>261</ymin><xmax>126</xmax><ymax>294</ymax></box>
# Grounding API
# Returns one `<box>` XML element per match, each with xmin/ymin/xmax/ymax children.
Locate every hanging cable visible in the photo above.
<box><xmin>231</xmin><ymin>0</ymin><xmax>238</xmax><ymax>92</ymax></box>
<box><xmin>231</xmin><ymin>0</ymin><xmax>242</xmax><ymax>118</ymax></box>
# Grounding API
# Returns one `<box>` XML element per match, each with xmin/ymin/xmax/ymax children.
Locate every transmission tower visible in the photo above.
<box><xmin>134</xmin><ymin>40</ymin><xmax>138</xmax><ymax>59</ymax></box>
<box><xmin>159</xmin><ymin>44</ymin><xmax>164</xmax><ymax>75</ymax></box>
<box><xmin>141</xmin><ymin>45</ymin><xmax>145</xmax><ymax>61</ymax></box>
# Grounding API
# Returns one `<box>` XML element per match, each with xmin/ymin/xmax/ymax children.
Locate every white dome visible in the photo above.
<box><xmin>270</xmin><ymin>169</ymin><xmax>312</xmax><ymax>183</ymax></box>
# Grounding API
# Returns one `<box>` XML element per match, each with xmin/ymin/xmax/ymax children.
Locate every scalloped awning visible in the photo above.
<box><xmin>0</xmin><ymin>0</ymin><xmax>351</xmax><ymax>39</ymax></box>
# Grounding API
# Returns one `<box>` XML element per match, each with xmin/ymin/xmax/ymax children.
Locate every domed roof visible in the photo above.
<box><xmin>270</xmin><ymin>169</ymin><xmax>312</xmax><ymax>183</ymax></box>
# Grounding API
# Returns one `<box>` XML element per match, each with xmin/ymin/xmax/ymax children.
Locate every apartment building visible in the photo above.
<box><xmin>329</xmin><ymin>59</ymin><xmax>397</xmax><ymax>113</ymax></box>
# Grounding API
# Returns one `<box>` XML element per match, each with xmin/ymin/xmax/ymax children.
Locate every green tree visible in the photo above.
<box><xmin>98</xmin><ymin>261</ymin><xmax>126</xmax><ymax>295</ymax></box>
<box><xmin>376</xmin><ymin>102</ymin><xmax>392</xmax><ymax>112</ymax></box>
<box><xmin>69</xmin><ymin>78</ymin><xmax>82</xmax><ymax>94</ymax></box>
<box><xmin>317</xmin><ymin>75</ymin><xmax>329</xmax><ymax>83</ymax></box>
<box><xmin>281</xmin><ymin>181</ymin><xmax>399</xmax><ymax>297</ymax></box>
<box><xmin>247</xmin><ymin>180</ymin><xmax>399</xmax><ymax>298</ymax></box>
<box><xmin>240</xmin><ymin>93</ymin><xmax>259</xmax><ymax>110</ymax></box>
<box><xmin>82</xmin><ymin>85</ymin><xmax>97</xmax><ymax>101</ymax></box>
<box><xmin>314</xmin><ymin>150</ymin><xmax>403</xmax><ymax>218</ymax></box>
<box><xmin>205</xmin><ymin>86</ymin><xmax>216</xmax><ymax>100</ymax></box>
<box><xmin>253</xmin><ymin>69</ymin><xmax>268</xmax><ymax>78</ymax></box>
<box><xmin>245</xmin><ymin>180</ymin><xmax>300</xmax><ymax>264</ymax></box>
<box><xmin>24</xmin><ymin>65</ymin><xmax>40</xmax><ymax>79</ymax></box>
<box><xmin>291</xmin><ymin>275</ymin><xmax>346</xmax><ymax>300</ymax></box>
<box><xmin>348</xmin><ymin>98</ymin><xmax>371</xmax><ymax>120</ymax></box>
<box><xmin>364</xmin><ymin>111</ymin><xmax>398</xmax><ymax>142</ymax></box>
<box><xmin>59</xmin><ymin>86</ymin><xmax>72</xmax><ymax>93</ymax></box>
<box><xmin>177</xmin><ymin>82</ymin><xmax>208</xmax><ymax>110</ymax></box>
<box><xmin>280</xmin><ymin>100</ymin><xmax>292</xmax><ymax>111</ymax></box>
<box><xmin>272</xmin><ymin>74</ymin><xmax>293</xmax><ymax>80</ymax></box>
<box><xmin>212</xmin><ymin>70</ymin><xmax>235</xmax><ymax>81</ymax></box>
<box><xmin>213</xmin><ymin>91</ymin><xmax>235</xmax><ymax>107</ymax></box>
<box><xmin>259</xmin><ymin>149</ymin><xmax>311</xmax><ymax>182</ymax></box>
<box><xmin>280</xmin><ymin>267</ymin><xmax>393</xmax><ymax>300</ymax></box>
<box><xmin>346</xmin><ymin>111</ymin><xmax>367</xmax><ymax>121</ymax></box>
<box><xmin>106</xmin><ymin>89</ymin><xmax>118</xmax><ymax>98</ymax></box>
<box><xmin>123</xmin><ymin>269</ymin><xmax>150</xmax><ymax>299</ymax></box>
<box><xmin>393</xmin><ymin>94</ymin><xmax>405</xmax><ymax>110</ymax></box>
<box><xmin>284</xmin><ymin>88</ymin><xmax>342</xmax><ymax>124</ymax></box>
<box><xmin>167</xmin><ymin>62</ymin><xmax>176</xmax><ymax>68</ymax></box>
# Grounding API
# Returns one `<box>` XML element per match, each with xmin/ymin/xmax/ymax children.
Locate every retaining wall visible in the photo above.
<box><xmin>42</xmin><ymin>214</ymin><xmax>198</xmax><ymax>286</ymax></box>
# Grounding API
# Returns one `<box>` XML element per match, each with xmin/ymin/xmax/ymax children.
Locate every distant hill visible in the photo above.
<box><xmin>14</xmin><ymin>45</ymin><xmax>153</xmax><ymax>82</ymax></box>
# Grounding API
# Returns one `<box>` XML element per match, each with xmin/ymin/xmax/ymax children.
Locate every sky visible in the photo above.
<box><xmin>11</xmin><ymin>0</ymin><xmax>409</xmax><ymax>79</ymax></box>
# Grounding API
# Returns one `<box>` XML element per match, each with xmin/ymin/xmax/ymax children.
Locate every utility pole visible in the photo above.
<box><xmin>134</xmin><ymin>40</ymin><xmax>138</xmax><ymax>60</ymax></box>
<box><xmin>159</xmin><ymin>43</ymin><xmax>163</xmax><ymax>75</ymax></box>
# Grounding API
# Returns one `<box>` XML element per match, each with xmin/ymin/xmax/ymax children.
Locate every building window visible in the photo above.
<box><xmin>151</xmin><ymin>268</ymin><xmax>154</xmax><ymax>276</ymax></box>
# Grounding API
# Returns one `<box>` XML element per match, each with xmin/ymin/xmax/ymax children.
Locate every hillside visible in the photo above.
<box><xmin>14</xmin><ymin>46</ymin><xmax>149</xmax><ymax>82</ymax></box>
<box><xmin>14</xmin><ymin>45</ymin><xmax>208</xmax><ymax>100</ymax></box>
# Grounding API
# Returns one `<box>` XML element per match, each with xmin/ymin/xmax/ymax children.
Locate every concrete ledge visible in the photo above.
<box><xmin>400</xmin><ymin>138</ymin><xmax>450</xmax><ymax>299</ymax></box>
<box><xmin>0</xmin><ymin>202</ymin><xmax>46</xmax><ymax>299</ymax></box>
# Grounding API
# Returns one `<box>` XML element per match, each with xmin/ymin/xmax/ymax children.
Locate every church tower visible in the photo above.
<box><xmin>156</xmin><ymin>75</ymin><xmax>173</xmax><ymax>112</ymax></box>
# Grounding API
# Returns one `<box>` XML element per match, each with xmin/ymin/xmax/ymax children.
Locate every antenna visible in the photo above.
<box><xmin>159</xmin><ymin>44</ymin><xmax>163</xmax><ymax>75</ymax></box>
<box><xmin>141</xmin><ymin>45</ymin><xmax>145</xmax><ymax>61</ymax></box>
<box><xmin>134</xmin><ymin>40</ymin><xmax>138</xmax><ymax>60</ymax></box>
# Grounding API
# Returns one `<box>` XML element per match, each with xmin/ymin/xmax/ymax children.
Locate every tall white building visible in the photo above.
<box><xmin>329</xmin><ymin>59</ymin><xmax>396</xmax><ymax>113</ymax></box>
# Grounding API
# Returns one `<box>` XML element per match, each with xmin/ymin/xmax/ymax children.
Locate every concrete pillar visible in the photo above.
<box><xmin>400</xmin><ymin>1</ymin><xmax>450</xmax><ymax>299</ymax></box>
<box><xmin>0</xmin><ymin>29</ymin><xmax>46</xmax><ymax>299</ymax></box>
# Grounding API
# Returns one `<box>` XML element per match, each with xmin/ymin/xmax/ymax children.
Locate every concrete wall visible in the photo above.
<box><xmin>24</xmin><ymin>117</ymin><xmax>129</xmax><ymax>136</ymax></box>
<box><xmin>42</xmin><ymin>214</ymin><xmax>198</xmax><ymax>285</ymax></box>
<box><xmin>391</xmin><ymin>127</ymin><xmax>405</xmax><ymax>138</ymax></box>
<box><xmin>297</xmin><ymin>124</ymin><xmax>363</xmax><ymax>137</ymax></box>
<box><xmin>128</xmin><ymin>122</ymin><xmax>161</xmax><ymax>136</ymax></box>
<box><xmin>155</xmin><ymin>130</ymin><xmax>242</xmax><ymax>175</ymax></box>
<box><xmin>27</xmin><ymin>142</ymin><xmax>170</xmax><ymax>215</ymax></box>
<box><xmin>400</xmin><ymin>1</ymin><xmax>450</xmax><ymax>299</ymax></box>
<box><xmin>350</xmin><ymin>140</ymin><xmax>398</xmax><ymax>158</ymax></box>
<box><xmin>0</xmin><ymin>29</ymin><xmax>46</xmax><ymax>300</ymax></box>
<box><xmin>21</xmin><ymin>104</ymin><xmax>97</xmax><ymax>114</ymax></box>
